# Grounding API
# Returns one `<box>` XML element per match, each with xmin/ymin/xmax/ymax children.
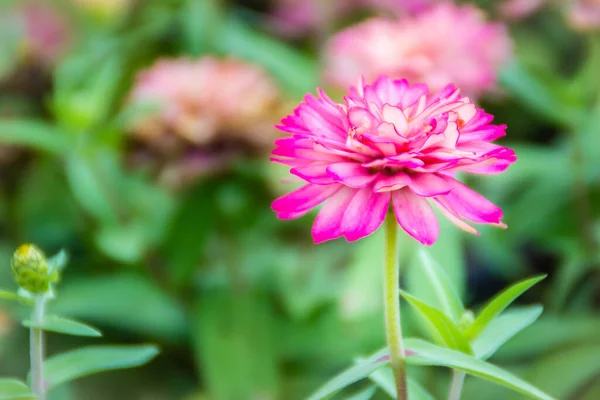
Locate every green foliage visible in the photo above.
<box><xmin>306</xmin><ymin>349</ymin><xmax>388</xmax><ymax>400</ymax></box>
<box><xmin>401</xmin><ymin>291</ymin><xmax>473</xmax><ymax>354</ymax></box>
<box><xmin>471</xmin><ymin>305</ymin><xmax>543</xmax><ymax>360</ymax></box>
<box><xmin>405</xmin><ymin>339</ymin><xmax>555</xmax><ymax>400</ymax></box>
<box><xmin>22</xmin><ymin>316</ymin><xmax>101</xmax><ymax>338</ymax></box>
<box><xmin>464</xmin><ymin>275</ymin><xmax>546</xmax><ymax>340</ymax></box>
<box><xmin>43</xmin><ymin>345</ymin><xmax>159</xmax><ymax>389</ymax></box>
<box><xmin>0</xmin><ymin>379</ymin><xmax>35</xmax><ymax>400</ymax></box>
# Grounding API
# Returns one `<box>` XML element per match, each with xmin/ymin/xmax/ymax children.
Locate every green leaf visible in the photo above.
<box><xmin>306</xmin><ymin>348</ymin><xmax>388</xmax><ymax>400</ymax></box>
<box><xmin>500</xmin><ymin>61</ymin><xmax>580</xmax><ymax>127</ymax></box>
<box><xmin>369</xmin><ymin>367</ymin><xmax>436</xmax><ymax>400</ymax></box>
<box><xmin>401</xmin><ymin>291</ymin><xmax>472</xmax><ymax>354</ymax></box>
<box><xmin>23</xmin><ymin>315</ymin><xmax>102</xmax><ymax>337</ymax></box>
<box><xmin>464</xmin><ymin>275</ymin><xmax>546</xmax><ymax>340</ymax></box>
<box><xmin>192</xmin><ymin>291</ymin><xmax>279</xmax><ymax>400</ymax></box>
<box><xmin>0</xmin><ymin>378</ymin><xmax>35</xmax><ymax>400</ymax></box>
<box><xmin>51</xmin><ymin>273</ymin><xmax>188</xmax><ymax>342</ymax></box>
<box><xmin>472</xmin><ymin>305</ymin><xmax>543</xmax><ymax>360</ymax></box>
<box><xmin>46</xmin><ymin>250</ymin><xmax>69</xmax><ymax>272</ymax></box>
<box><xmin>494</xmin><ymin>316</ymin><xmax>600</xmax><ymax>361</ymax></box>
<box><xmin>180</xmin><ymin>0</ymin><xmax>223</xmax><ymax>55</ymax></box>
<box><xmin>405</xmin><ymin>338</ymin><xmax>555</xmax><ymax>400</ymax></box>
<box><xmin>347</xmin><ymin>385</ymin><xmax>377</xmax><ymax>400</ymax></box>
<box><xmin>65</xmin><ymin>154</ymin><xmax>119</xmax><ymax>225</ymax></box>
<box><xmin>0</xmin><ymin>290</ymin><xmax>18</xmax><ymax>301</ymax></box>
<box><xmin>217</xmin><ymin>17</ymin><xmax>318</xmax><ymax>95</ymax></box>
<box><xmin>528</xmin><ymin>344</ymin><xmax>600</xmax><ymax>399</ymax></box>
<box><xmin>0</xmin><ymin>120</ymin><xmax>68</xmax><ymax>155</ymax></box>
<box><xmin>44</xmin><ymin>344</ymin><xmax>159</xmax><ymax>389</ymax></box>
<box><xmin>415</xmin><ymin>249</ymin><xmax>465</xmax><ymax>322</ymax></box>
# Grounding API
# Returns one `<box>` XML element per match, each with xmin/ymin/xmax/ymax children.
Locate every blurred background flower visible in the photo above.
<box><xmin>323</xmin><ymin>2</ymin><xmax>513</xmax><ymax>98</ymax></box>
<box><xmin>127</xmin><ymin>57</ymin><xmax>283</xmax><ymax>188</ymax></box>
<box><xmin>567</xmin><ymin>0</ymin><xmax>600</xmax><ymax>31</ymax></box>
<box><xmin>269</xmin><ymin>0</ymin><xmax>433</xmax><ymax>38</ymax></box>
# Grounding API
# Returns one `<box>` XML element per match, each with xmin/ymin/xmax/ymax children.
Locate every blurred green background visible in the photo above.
<box><xmin>0</xmin><ymin>0</ymin><xmax>599</xmax><ymax>399</ymax></box>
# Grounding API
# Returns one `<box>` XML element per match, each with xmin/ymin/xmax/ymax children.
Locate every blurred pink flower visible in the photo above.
<box><xmin>6</xmin><ymin>2</ymin><xmax>70</xmax><ymax>66</ymax></box>
<box><xmin>324</xmin><ymin>2</ymin><xmax>512</xmax><ymax>98</ymax></box>
<box><xmin>567</xmin><ymin>0</ymin><xmax>600</xmax><ymax>30</ymax></box>
<box><xmin>270</xmin><ymin>0</ymin><xmax>431</xmax><ymax>38</ymax></box>
<box><xmin>128</xmin><ymin>57</ymin><xmax>282</xmax><ymax>187</ymax></box>
<box><xmin>271</xmin><ymin>76</ymin><xmax>516</xmax><ymax>245</ymax></box>
<box><xmin>498</xmin><ymin>0</ymin><xmax>548</xmax><ymax>19</ymax></box>
<box><xmin>129</xmin><ymin>57</ymin><xmax>280</xmax><ymax>147</ymax></box>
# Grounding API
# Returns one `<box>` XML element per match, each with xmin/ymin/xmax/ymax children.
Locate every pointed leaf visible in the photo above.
<box><xmin>47</xmin><ymin>250</ymin><xmax>68</xmax><ymax>272</ymax></box>
<box><xmin>0</xmin><ymin>120</ymin><xmax>68</xmax><ymax>155</ymax></box>
<box><xmin>405</xmin><ymin>338</ymin><xmax>555</xmax><ymax>400</ymax></box>
<box><xmin>0</xmin><ymin>379</ymin><xmax>35</xmax><ymax>400</ymax></box>
<box><xmin>415</xmin><ymin>249</ymin><xmax>465</xmax><ymax>322</ymax></box>
<box><xmin>529</xmin><ymin>344</ymin><xmax>600</xmax><ymax>399</ymax></box>
<box><xmin>0</xmin><ymin>290</ymin><xmax>18</xmax><ymax>301</ymax></box>
<box><xmin>43</xmin><ymin>344</ymin><xmax>159</xmax><ymax>389</ymax></box>
<box><xmin>306</xmin><ymin>349</ymin><xmax>388</xmax><ymax>400</ymax></box>
<box><xmin>472</xmin><ymin>305</ymin><xmax>543</xmax><ymax>360</ymax></box>
<box><xmin>370</xmin><ymin>367</ymin><xmax>436</xmax><ymax>400</ymax></box>
<box><xmin>464</xmin><ymin>275</ymin><xmax>546</xmax><ymax>340</ymax></box>
<box><xmin>347</xmin><ymin>385</ymin><xmax>377</xmax><ymax>400</ymax></box>
<box><xmin>401</xmin><ymin>291</ymin><xmax>472</xmax><ymax>354</ymax></box>
<box><xmin>23</xmin><ymin>315</ymin><xmax>102</xmax><ymax>337</ymax></box>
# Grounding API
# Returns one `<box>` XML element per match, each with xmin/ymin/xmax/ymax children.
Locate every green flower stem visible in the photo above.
<box><xmin>448</xmin><ymin>370</ymin><xmax>466</xmax><ymax>400</ymax></box>
<box><xmin>30</xmin><ymin>295</ymin><xmax>47</xmax><ymax>400</ymax></box>
<box><xmin>384</xmin><ymin>215</ymin><xmax>407</xmax><ymax>400</ymax></box>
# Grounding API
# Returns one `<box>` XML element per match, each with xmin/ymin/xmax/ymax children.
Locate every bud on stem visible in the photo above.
<box><xmin>11</xmin><ymin>244</ymin><xmax>58</xmax><ymax>294</ymax></box>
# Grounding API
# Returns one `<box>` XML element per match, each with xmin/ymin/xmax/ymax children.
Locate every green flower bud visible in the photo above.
<box><xmin>458</xmin><ymin>310</ymin><xmax>475</xmax><ymax>332</ymax></box>
<box><xmin>11</xmin><ymin>244</ymin><xmax>58</xmax><ymax>294</ymax></box>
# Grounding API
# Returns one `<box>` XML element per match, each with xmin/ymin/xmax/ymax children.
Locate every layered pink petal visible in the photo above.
<box><xmin>441</xmin><ymin>176</ymin><xmax>503</xmax><ymax>224</ymax></box>
<box><xmin>408</xmin><ymin>173</ymin><xmax>453</xmax><ymax>197</ymax></box>
<box><xmin>327</xmin><ymin>162</ymin><xmax>379</xmax><ymax>188</ymax></box>
<box><xmin>433</xmin><ymin>197</ymin><xmax>480</xmax><ymax>235</ymax></box>
<box><xmin>272</xmin><ymin>183</ymin><xmax>342</xmax><ymax>219</ymax></box>
<box><xmin>312</xmin><ymin>187</ymin><xmax>391</xmax><ymax>242</ymax></box>
<box><xmin>392</xmin><ymin>188</ymin><xmax>439</xmax><ymax>245</ymax></box>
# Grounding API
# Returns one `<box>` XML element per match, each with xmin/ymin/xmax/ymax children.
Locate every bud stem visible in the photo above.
<box><xmin>448</xmin><ymin>370</ymin><xmax>466</xmax><ymax>400</ymax></box>
<box><xmin>384</xmin><ymin>216</ymin><xmax>407</xmax><ymax>400</ymax></box>
<box><xmin>30</xmin><ymin>295</ymin><xmax>47</xmax><ymax>400</ymax></box>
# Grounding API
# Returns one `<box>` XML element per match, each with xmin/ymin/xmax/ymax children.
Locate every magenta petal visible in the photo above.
<box><xmin>272</xmin><ymin>183</ymin><xmax>342</xmax><ymax>219</ymax></box>
<box><xmin>291</xmin><ymin>163</ymin><xmax>335</xmax><ymax>184</ymax></box>
<box><xmin>342</xmin><ymin>188</ymin><xmax>391</xmax><ymax>241</ymax></box>
<box><xmin>347</xmin><ymin>107</ymin><xmax>379</xmax><ymax>134</ymax></box>
<box><xmin>312</xmin><ymin>187</ymin><xmax>354</xmax><ymax>242</ymax></box>
<box><xmin>392</xmin><ymin>188</ymin><xmax>439</xmax><ymax>245</ymax></box>
<box><xmin>327</xmin><ymin>162</ymin><xmax>379</xmax><ymax>188</ymax></box>
<box><xmin>312</xmin><ymin>187</ymin><xmax>391</xmax><ymax>243</ymax></box>
<box><xmin>433</xmin><ymin>197</ymin><xmax>480</xmax><ymax>235</ymax></box>
<box><xmin>408</xmin><ymin>173</ymin><xmax>453</xmax><ymax>197</ymax></box>
<box><xmin>374</xmin><ymin>172</ymin><xmax>411</xmax><ymax>192</ymax></box>
<box><xmin>441</xmin><ymin>177</ymin><xmax>503</xmax><ymax>224</ymax></box>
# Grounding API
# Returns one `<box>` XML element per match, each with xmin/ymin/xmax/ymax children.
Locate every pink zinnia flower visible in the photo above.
<box><xmin>271</xmin><ymin>77</ymin><xmax>516</xmax><ymax>245</ymax></box>
<box><xmin>324</xmin><ymin>2</ymin><xmax>512</xmax><ymax>98</ymax></box>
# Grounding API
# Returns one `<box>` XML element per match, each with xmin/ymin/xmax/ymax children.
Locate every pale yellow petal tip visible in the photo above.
<box><xmin>494</xmin><ymin>222</ymin><xmax>508</xmax><ymax>229</ymax></box>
